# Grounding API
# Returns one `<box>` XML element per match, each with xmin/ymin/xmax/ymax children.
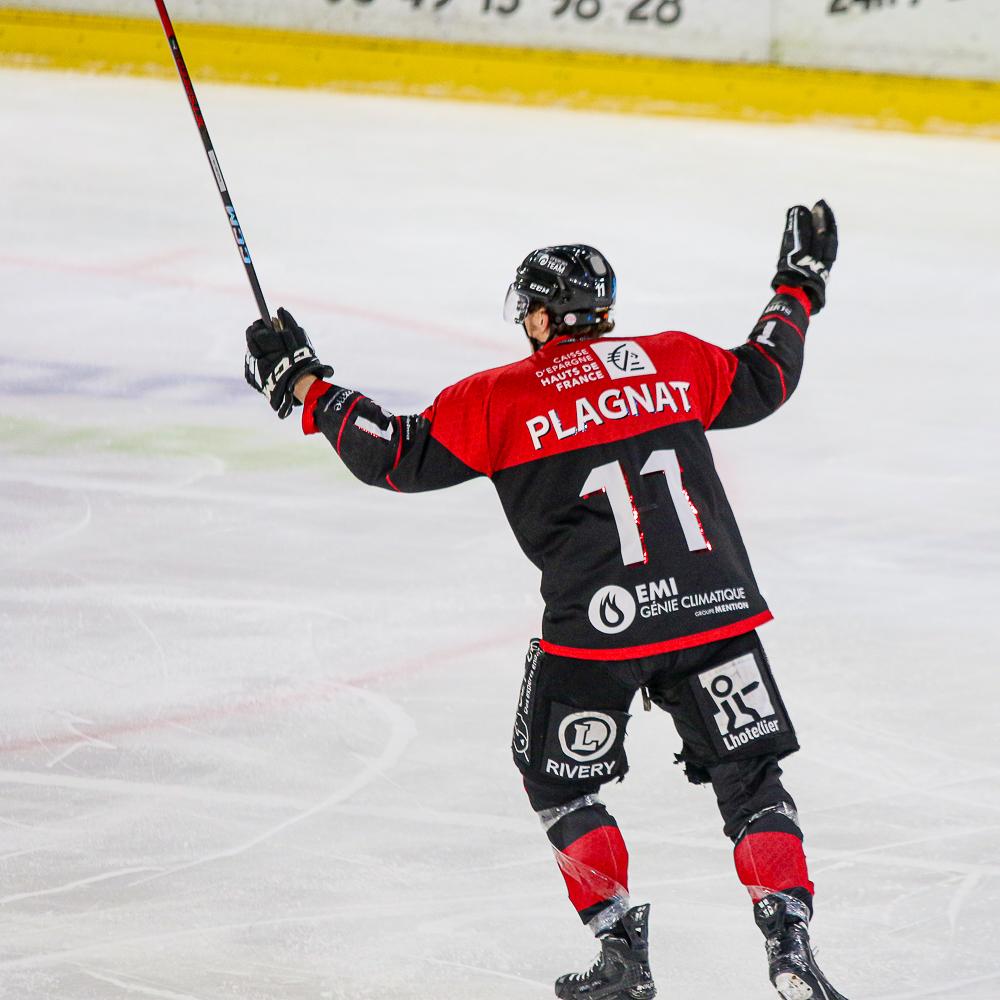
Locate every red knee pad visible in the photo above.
<box><xmin>734</xmin><ymin>831</ymin><xmax>814</xmax><ymax>902</ymax></box>
<box><xmin>555</xmin><ymin>825</ymin><xmax>629</xmax><ymax>914</ymax></box>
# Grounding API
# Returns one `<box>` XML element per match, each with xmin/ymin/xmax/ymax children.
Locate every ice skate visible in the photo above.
<box><xmin>555</xmin><ymin>904</ymin><xmax>656</xmax><ymax>1000</ymax></box>
<box><xmin>755</xmin><ymin>892</ymin><xmax>849</xmax><ymax>1000</ymax></box>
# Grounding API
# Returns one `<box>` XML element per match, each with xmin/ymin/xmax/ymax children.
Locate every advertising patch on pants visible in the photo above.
<box><xmin>542</xmin><ymin>702</ymin><xmax>629</xmax><ymax>784</ymax></box>
<box><xmin>512</xmin><ymin>639</ymin><xmax>544</xmax><ymax>767</ymax></box>
<box><xmin>691</xmin><ymin>651</ymin><xmax>792</xmax><ymax>760</ymax></box>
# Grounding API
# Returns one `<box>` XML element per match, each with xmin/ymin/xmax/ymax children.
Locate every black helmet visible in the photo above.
<box><xmin>503</xmin><ymin>244</ymin><xmax>616</xmax><ymax>334</ymax></box>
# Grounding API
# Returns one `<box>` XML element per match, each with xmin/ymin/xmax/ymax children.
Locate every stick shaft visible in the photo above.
<box><xmin>153</xmin><ymin>0</ymin><xmax>271</xmax><ymax>326</ymax></box>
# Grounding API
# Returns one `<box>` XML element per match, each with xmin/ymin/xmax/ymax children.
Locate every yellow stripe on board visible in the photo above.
<box><xmin>1</xmin><ymin>8</ymin><xmax>998</xmax><ymax>138</ymax></box>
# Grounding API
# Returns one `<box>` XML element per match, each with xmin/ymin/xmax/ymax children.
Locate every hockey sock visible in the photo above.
<box><xmin>733</xmin><ymin>804</ymin><xmax>815</xmax><ymax>904</ymax></box>
<box><xmin>537</xmin><ymin>794</ymin><xmax>630</xmax><ymax>934</ymax></box>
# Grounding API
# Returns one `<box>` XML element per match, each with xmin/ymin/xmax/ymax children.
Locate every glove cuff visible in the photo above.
<box><xmin>302</xmin><ymin>378</ymin><xmax>334</xmax><ymax>435</ymax></box>
<box><xmin>774</xmin><ymin>285</ymin><xmax>813</xmax><ymax>317</ymax></box>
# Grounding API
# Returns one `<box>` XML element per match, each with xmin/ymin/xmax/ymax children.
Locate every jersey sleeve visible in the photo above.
<box><xmin>701</xmin><ymin>285</ymin><xmax>813</xmax><ymax>430</ymax></box>
<box><xmin>301</xmin><ymin>371</ymin><xmax>494</xmax><ymax>493</ymax></box>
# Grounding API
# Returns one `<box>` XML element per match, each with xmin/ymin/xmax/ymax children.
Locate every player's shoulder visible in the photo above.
<box><xmin>458</xmin><ymin>356</ymin><xmax>525</xmax><ymax>389</ymax></box>
<box><xmin>637</xmin><ymin>329</ymin><xmax>732</xmax><ymax>365</ymax></box>
<box><xmin>638</xmin><ymin>329</ymin><xmax>711</xmax><ymax>352</ymax></box>
<box><xmin>591</xmin><ymin>330</ymin><xmax>711</xmax><ymax>368</ymax></box>
<box><xmin>450</xmin><ymin>347</ymin><xmax>567</xmax><ymax>397</ymax></box>
<box><xmin>429</xmin><ymin>355</ymin><xmax>523</xmax><ymax>413</ymax></box>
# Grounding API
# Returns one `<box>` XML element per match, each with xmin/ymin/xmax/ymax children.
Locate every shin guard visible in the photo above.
<box><xmin>539</xmin><ymin>795</ymin><xmax>630</xmax><ymax>934</ymax></box>
<box><xmin>733</xmin><ymin>805</ymin><xmax>815</xmax><ymax>904</ymax></box>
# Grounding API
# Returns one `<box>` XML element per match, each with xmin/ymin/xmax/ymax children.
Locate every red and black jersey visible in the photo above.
<box><xmin>302</xmin><ymin>286</ymin><xmax>812</xmax><ymax>660</ymax></box>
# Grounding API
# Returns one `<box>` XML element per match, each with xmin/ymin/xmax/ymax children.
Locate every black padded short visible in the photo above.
<box><xmin>513</xmin><ymin>639</ymin><xmax>633</xmax><ymax>806</ymax></box>
<box><xmin>647</xmin><ymin>630</ymin><xmax>800</xmax><ymax>783</ymax></box>
<box><xmin>511</xmin><ymin>630</ymin><xmax>799</xmax><ymax>809</ymax></box>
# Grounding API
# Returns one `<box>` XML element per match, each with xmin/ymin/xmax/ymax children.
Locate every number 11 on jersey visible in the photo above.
<box><xmin>580</xmin><ymin>449</ymin><xmax>710</xmax><ymax>567</ymax></box>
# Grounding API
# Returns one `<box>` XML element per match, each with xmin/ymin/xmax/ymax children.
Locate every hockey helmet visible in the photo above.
<box><xmin>503</xmin><ymin>244</ymin><xmax>616</xmax><ymax>333</ymax></box>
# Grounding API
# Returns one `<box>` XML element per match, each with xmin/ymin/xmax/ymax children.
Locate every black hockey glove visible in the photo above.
<box><xmin>771</xmin><ymin>200</ymin><xmax>838</xmax><ymax>313</ymax></box>
<box><xmin>244</xmin><ymin>307</ymin><xmax>334</xmax><ymax>419</ymax></box>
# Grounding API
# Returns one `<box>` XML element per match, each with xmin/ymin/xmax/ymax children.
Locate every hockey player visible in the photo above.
<box><xmin>244</xmin><ymin>203</ymin><xmax>847</xmax><ymax>1000</ymax></box>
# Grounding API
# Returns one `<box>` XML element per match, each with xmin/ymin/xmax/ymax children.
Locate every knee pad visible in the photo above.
<box><xmin>710</xmin><ymin>755</ymin><xmax>798</xmax><ymax>842</ymax></box>
<box><xmin>523</xmin><ymin>772</ymin><xmax>602</xmax><ymax>813</ymax></box>
<box><xmin>715</xmin><ymin>757</ymin><xmax>814</xmax><ymax>904</ymax></box>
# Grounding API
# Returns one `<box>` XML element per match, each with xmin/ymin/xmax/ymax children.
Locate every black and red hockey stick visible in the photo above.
<box><xmin>153</xmin><ymin>0</ymin><xmax>272</xmax><ymax>329</ymax></box>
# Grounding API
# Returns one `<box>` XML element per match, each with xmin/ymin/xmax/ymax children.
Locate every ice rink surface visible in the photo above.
<box><xmin>2</xmin><ymin>66</ymin><xmax>999</xmax><ymax>999</ymax></box>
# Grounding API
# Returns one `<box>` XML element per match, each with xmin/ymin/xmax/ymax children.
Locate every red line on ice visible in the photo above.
<box><xmin>0</xmin><ymin>252</ymin><xmax>502</xmax><ymax>352</ymax></box>
<box><xmin>0</xmin><ymin>632</ymin><xmax>513</xmax><ymax>756</ymax></box>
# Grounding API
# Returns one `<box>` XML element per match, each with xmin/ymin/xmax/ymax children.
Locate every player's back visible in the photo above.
<box><xmin>305</xmin><ymin>281</ymin><xmax>813</xmax><ymax>656</ymax></box>
<box><xmin>482</xmin><ymin>331</ymin><xmax>772</xmax><ymax>660</ymax></box>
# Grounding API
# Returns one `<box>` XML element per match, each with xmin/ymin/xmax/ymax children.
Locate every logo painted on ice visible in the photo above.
<box><xmin>590</xmin><ymin>340</ymin><xmax>656</xmax><ymax>380</ymax></box>
<box><xmin>558</xmin><ymin>711</ymin><xmax>618</xmax><ymax>762</ymax></box>
<box><xmin>588</xmin><ymin>585</ymin><xmax>636</xmax><ymax>635</ymax></box>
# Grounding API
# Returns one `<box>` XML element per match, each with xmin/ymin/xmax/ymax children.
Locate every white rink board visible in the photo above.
<box><xmin>775</xmin><ymin>0</ymin><xmax>1000</xmax><ymax>80</ymax></box>
<box><xmin>10</xmin><ymin>0</ymin><xmax>1000</xmax><ymax>78</ymax></box>
<box><xmin>0</xmin><ymin>0</ymin><xmax>775</xmax><ymax>60</ymax></box>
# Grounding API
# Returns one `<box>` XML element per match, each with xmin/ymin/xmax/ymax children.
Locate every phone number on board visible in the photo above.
<box><xmin>326</xmin><ymin>0</ymin><xmax>684</xmax><ymax>27</ymax></box>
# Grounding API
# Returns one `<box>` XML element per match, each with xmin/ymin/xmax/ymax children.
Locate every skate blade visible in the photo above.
<box><xmin>775</xmin><ymin>972</ymin><xmax>814</xmax><ymax>1000</ymax></box>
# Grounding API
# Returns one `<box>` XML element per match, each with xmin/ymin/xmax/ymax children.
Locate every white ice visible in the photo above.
<box><xmin>1</xmin><ymin>67</ymin><xmax>999</xmax><ymax>999</ymax></box>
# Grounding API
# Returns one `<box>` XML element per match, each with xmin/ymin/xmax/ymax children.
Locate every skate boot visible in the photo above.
<box><xmin>754</xmin><ymin>892</ymin><xmax>849</xmax><ymax>1000</ymax></box>
<box><xmin>555</xmin><ymin>904</ymin><xmax>656</xmax><ymax>1000</ymax></box>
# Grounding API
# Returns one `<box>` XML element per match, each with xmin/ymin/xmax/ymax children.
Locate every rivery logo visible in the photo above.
<box><xmin>544</xmin><ymin>758</ymin><xmax>617</xmax><ymax>780</ymax></box>
<box><xmin>537</xmin><ymin>253</ymin><xmax>568</xmax><ymax>274</ymax></box>
<box><xmin>544</xmin><ymin>710</ymin><xmax>621</xmax><ymax>779</ymax></box>
<box><xmin>558</xmin><ymin>711</ymin><xmax>618</xmax><ymax>762</ymax></box>
<box><xmin>588</xmin><ymin>585</ymin><xmax>636</xmax><ymax>635</ymax></box>
<box><xmin>698</xmin><ymin>653</ymin><xmax>780</xmax><ymax>752</ymax></box>
<box><xmin>525</xmin><ymin>380</ymin><xmax>692</xmax><ymax>451</ymax></box>
<box><xmin>591</xmin><ymin>340</ymin><xmax>656</xmax><ymax>379</ymax></box>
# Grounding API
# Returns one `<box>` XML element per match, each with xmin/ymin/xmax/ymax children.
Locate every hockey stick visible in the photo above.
<box><xmin>153</xmin><ymin>0</ymin><xmax>272</xmax><ymax>329</ymax></box>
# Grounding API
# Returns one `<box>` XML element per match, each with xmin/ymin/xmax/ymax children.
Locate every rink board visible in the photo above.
<box><xmin>6</xmin><ymin>0</ymin><xmax>1000</xmax><ymax>79</ymax></box>
<box><xmin>1</xmin><ymin>8</ymin><xmax>999</xmax><ymax>138</ymax></box>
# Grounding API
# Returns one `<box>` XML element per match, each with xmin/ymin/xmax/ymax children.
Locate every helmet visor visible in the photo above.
<box><xmin>503</xmin><ymin>284</ymin><xmax>531</xmax><ymax>325</ymax></box>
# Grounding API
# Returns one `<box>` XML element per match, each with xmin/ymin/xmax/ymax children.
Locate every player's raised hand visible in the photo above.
<box><xmin>772</xmin><ymin>200</ymin><xmax>838</xmax><ymax>313</ymax></box>
<box><xmin>245</xmin><ymin>308</ymin><xmax>334</xmax><ymax>419</ymax></box>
